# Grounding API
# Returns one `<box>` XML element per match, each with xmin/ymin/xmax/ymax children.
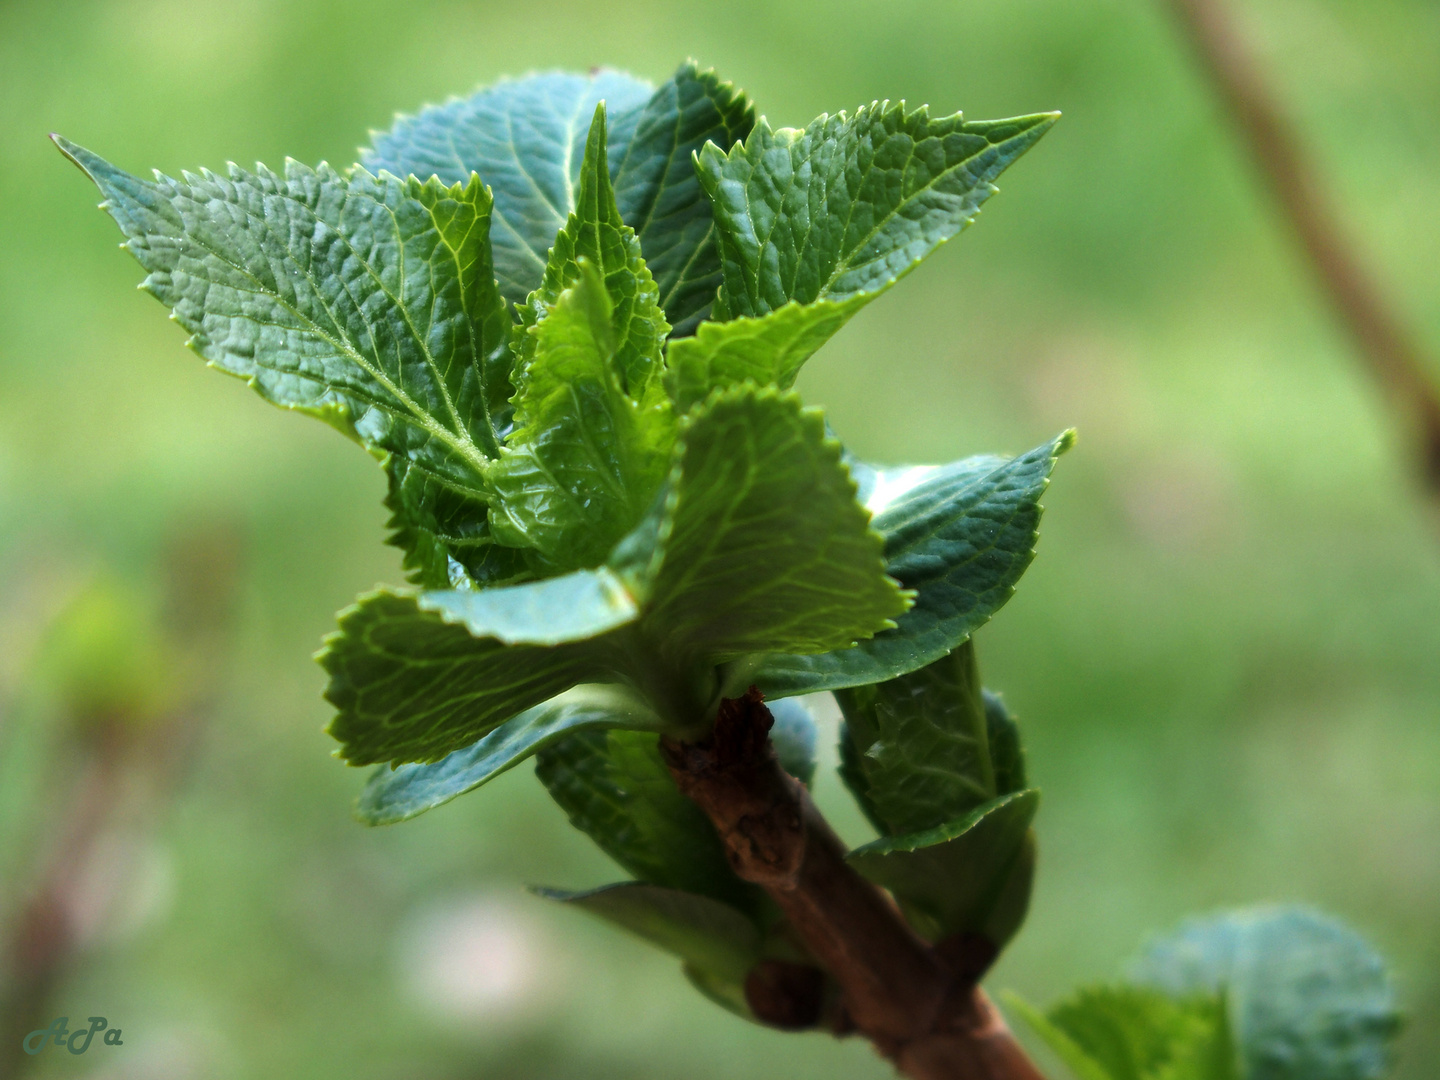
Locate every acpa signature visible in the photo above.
<box><xmin>23</xmin><ymin>1016</ymin><xmax>123</xmax><ymax>1055</ymax></box>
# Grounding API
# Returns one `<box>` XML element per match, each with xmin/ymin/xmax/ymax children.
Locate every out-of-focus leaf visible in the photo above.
<box><xmin>534</xmin><ymin>881</ymin><xmax>760</xmax><ymax>983</ymax></box>
<box><xmin>356</xmin><ymin>685</ymin><xmax>657</xmax><ymax>824</ymax></box>
<box><xmin>56</xmin><ymin>140</ymin><xmax>521</xmax><ymax>585</ymax></box>
<box><xmin>1005</xmin><ymin>987</ymin><xmax>1239</xmax><ymax>1080</ymax></box>
<box><xmin>362</xmin><ymin>70</ymin><xmax>654</xmax><ymax>304</ymax></box>
<box><xmin>685</xmin><ymin>963</ymin><xmax>756</xmax><ymax>1021</ymax></box>
<box><xmin>641</xmin><ymin>385</ymin><xmax>909</xmax><ymax>665</ymax></box>
<box><xmin>535</xmin><ymin>728</ymin><xmax>761</xmax><ymax>913</ymax></box>
<box><xmin>35</xmin><ymin>578</ymin><xmax>177</xmax><ymax>729</ymax></box>
<box><xmin>847</xmin><ymin>790</ymin><xmax>1037</xmax><ymax>948</ymax></box>
<box><xmin>1130</xmin><ymin>908</ymin><xmax>1402</xmax><ymax>1080</ymax></box>
<box><xmin>613</xmin><ymin>62</ymin><xmax>755</xmax><ymax>335</ymax></box>
<box><xmin>749</xmin><ymin>433</ymin><xmax>1071</xmax><ymax>697</ymax></box>
<box><xmin>768</xmin><ymin>697</ymin><xmax>818</xmax><ymax>789</ymax></box>
<box><xmin>1003</xmin><ymin>993</ymin><xmax>1118</xmax><ymax>1080</ymax></box>
<box><xmin>319</xmin><ymin>572</ymin><xmax>643</xmax><ymax>766</ymax></box>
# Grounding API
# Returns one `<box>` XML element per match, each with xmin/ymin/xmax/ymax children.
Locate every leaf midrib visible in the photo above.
<box><xmin>173</xmin><ymin>174</ymin><xmax>492</xmax><ymax>479</ymax></box>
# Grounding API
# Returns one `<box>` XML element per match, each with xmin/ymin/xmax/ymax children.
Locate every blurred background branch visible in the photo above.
<box><xmin>1164</xmin><ymin>0</ymin><xmax>1440</xmax><ymax>497</ymax></box>
<box><xmin>0</xmin><ymin>524</ymin><xmax>242</xmax><ymax>1080</ymax></box>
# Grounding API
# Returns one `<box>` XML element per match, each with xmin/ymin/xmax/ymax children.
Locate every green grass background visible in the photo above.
<box><xmin>1</xmin><ymin>0</ymin><xmax>1438</xmax><ymax>1076</ymax></box>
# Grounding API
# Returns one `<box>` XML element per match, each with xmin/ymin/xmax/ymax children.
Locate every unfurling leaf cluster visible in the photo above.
<box><xmin>62</xmin><ymin>59</ymin><xmax>1407</xmax><ymax>1070</ymax></box>
<box><xmin>60</xmin><ymin>59</ymin><xmax>1065</xmax><ymax>1032</ymax></box>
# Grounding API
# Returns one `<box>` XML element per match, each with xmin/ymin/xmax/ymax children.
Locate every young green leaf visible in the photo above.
<box><xmin>533</xmin><ymin>882</ymin><xmax>761</xmax><ymax>984</ymax></box>
<box><xmin>535</xmin><ymin>728</ymin><xmax>762</xmax><ymax>913</ymax></box>
<box><xmin>362</xmin><ymin>70</ymin><xmax>655</xmax><ymax>304</ymax></box>
<box><xmin>356</xmin><ymin>685</ymin><xmax>659</xmax><ymax>824</ymax></box>
<box><xmin>847</xmin><ymin>790</ymin><xmax>1038</xmax><ymax>950</ymax></box>
<box><xmin>835</xmin><ymin>640</ymin><xmax>997</xmax><ymax>835</ymax></box>
<box><xmin>748</xmin><ymin>433</ymin><xmax>1071</xmax><ymax>697</ymax></box>
<box><xmin>56</xmin><ymin>139</ymin><xmax>519</xmax><ymax>584</ymax></box>
<box><xmin>700</xmin><ymin>105</ymin><xmax>1056</xmax><ymax>318</ymax></box>
<box><xmin>490</xmin><ymin>259</ymin><xmax>674</xmax><ymax>572</ymax></box>
<box><xmin>515</xmin><ymin>104</ymin><xmax>672</xmax><ymax>397</ymax></box>
<box><xmin>664</xmin><ymin>296</ymin><xmax>867</xmax><ymax>413</ymax></box>
<box><xmin>319</xmin><ymin>571</ymin><xmax>644</xmax><ymax>766</ymax></box>
<box><xmin>690</xmin><ymin>104</ymin><xmax>1055</xmax><ymax>384</ymax></box>
<box><xmin>612</xmin><ymin>62</ymin><xmax>756</xmax><ymax>335</ymax></box>
<box><xmin>1006</xmin><ymin>986</ymin><xmax>1239</xmax><ymax>1080</ymax></box>
<box><xmin>1130</xmin><ymin>908</ymin><xmax>1402</xmax><ymax>1080</ymax></box>
<box><xmin>1001</xmin><ymin>994</ymin><xmax>1118</xmax><ymax>1080</ymax></box>
<box><xmin>641</xmin><ymin>385</ymin><xmax>910</xmax><ymax>665</ymax></box>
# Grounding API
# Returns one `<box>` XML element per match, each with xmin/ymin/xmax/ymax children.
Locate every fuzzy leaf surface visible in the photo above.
<box><xmin>490</xmin><ymin>260</ymin><xmax>673</xmax><ymax>571</ymax></box>
<box><xmin>1131</xmin><ymin>908</ymin><xmax>1401</xmax><ymax>1080</ymax></box>
<box><xmin>848</xmin><ymin>790</ymin><xmax>1038</xmax><ymax>948</ymax></box>
<box><xmin>613</xmin><ymin>62</ymin><xmax>755</xmax><ymax>335</ymax></box>
<box><xmin>356</xmin><ymin>685</ymin><xmax>658</xmax><ymax>824</ymax></box>
<box><xmin>320</xmin><ymin>571</ymin><xmax>642</xmax><ymax>766</ymax></box>
<box><xmin>362</xmin><ymin>70</ymin><xmax>653</xmax><ymax>304</ymax></box>
<box><xmin>535</xmin><ymin>729</ymin><xmax>760</xmax><ymax>913</ymax></box>
<box><xmin>534</xmin><ymin>882</ymin><xmax>760</xmax><ymax>983</ymax></box>
<box><xmin>750</xmin><ymin>433</ymin><xmax>1070</xmax><ymax>697</ymax></box>
<box><xmin>56</xmin><ymin>140</ymin><xmax>520</xmax><ymax>585</ymax></box>
<box><xmin>642</xmin><ymin>385</ymin><xmax>908</xmax><ymax>665</ymax></box>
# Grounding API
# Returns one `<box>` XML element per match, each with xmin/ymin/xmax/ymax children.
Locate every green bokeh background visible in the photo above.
<box><xmin>2</xmin><ymin>0</ymin><xmax>1437</xmax><ymax>1076</ymax></box>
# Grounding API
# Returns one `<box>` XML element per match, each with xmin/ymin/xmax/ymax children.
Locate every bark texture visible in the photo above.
<box><xmin>662</xmin><ymin>689</ymin><xmax>1045</xmax><ymax>1080</ymax></box>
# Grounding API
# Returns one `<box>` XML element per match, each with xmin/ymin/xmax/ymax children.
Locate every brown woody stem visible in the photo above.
<box><xmin>661</xmin><ymin>689</ymin><xmax>1045</xmax><ymax>1080</ymax></box>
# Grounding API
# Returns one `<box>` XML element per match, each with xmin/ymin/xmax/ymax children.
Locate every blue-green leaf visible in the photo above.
<box><xmin>847</xmin><ymin>790</ymin><xmax>1038</xmax><ymax>948</ymax></box>
<box><xmin>835</xmin><ymin>640</ymin><xmax>997</xmax><ymax>835</ymax></box>
<box><xmin>748</xmin><ymin>433</ymin><xmax>1071</xmax><ymax>697</ymax></box>
<box><xmin>362</xmin><ymin>70</ymin><xmax>654</xmax><ymax>304</ymax></box>
<box><xmin>614</xmin><ymin>62</ymin><xmax>755</xmax><ymax>335</ymax></box>
<box><xmin>768</xmin><ymin>697</ymin><xmax>818</xmax><ymax>789</ymax></box>
<box><xmin>1130</xmin><ymin>908</ymin><xmax>1402</xmax><ymax>1080</ymax></box>
<box><xmin>319</xmin><ymin>570</ymin><xmax>644</xmax><ymax>766</ymax></box>
<box><xmin>534</xmin><ymin>881</ymin><xmax>761</xmax><ymax>983</ymax></box>
<box><xmin>356</xmin><ymin>685</ymin><xmax>658</xmax><ymax>824</ymax></box>
<box><xmin>641</xmin><ymin>385</ymin><xmax>909</xmax><ymax>666</ymax></box>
